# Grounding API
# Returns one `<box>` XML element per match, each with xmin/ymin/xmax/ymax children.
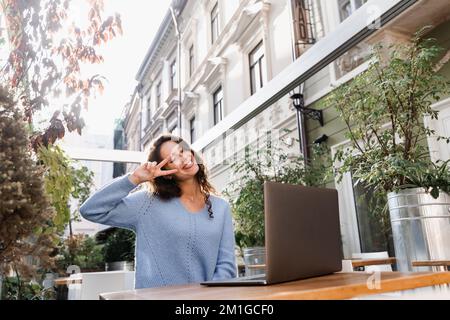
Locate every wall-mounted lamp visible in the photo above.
<box><xmin>290</xmin><ymin>93</ymin><xmax>324</xmax><ymax>126</ymax></box>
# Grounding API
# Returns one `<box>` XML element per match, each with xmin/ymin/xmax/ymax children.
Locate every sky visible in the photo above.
<box><xmin>79</xmin><ymin>0</ymin><xmax>171</xmax><ymax>136</ymax></box>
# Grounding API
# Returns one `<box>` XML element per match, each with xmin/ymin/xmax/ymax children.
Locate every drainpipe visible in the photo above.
<box><xmin>288</xmin><ymin>0</ymin><xmax>309</xmax><ymax>163</ymax></box>
<box><xmin>137</xmin><ymin>84</ymin><xmax>143</xmax><ymax>152</ymax></box>
<box><xmin>169</xmin><ymin>2</ymin><xmax>183</xmax><ymax>138</ymax></box>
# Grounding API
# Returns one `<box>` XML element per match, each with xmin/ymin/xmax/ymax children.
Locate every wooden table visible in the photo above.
<box><xmin>99</xmin><ymin>271</ymin><xmax>450</xmax><ymax>300</ymax></box>
<box><xmin>351</xmin><ymin>257</ymin><xmax>397</xmax><ymax>268</ymax></box>
<box><xmin>412</xmin><ymin>260</ymin><xmax>450</xmax><ymax>271</ymax></box>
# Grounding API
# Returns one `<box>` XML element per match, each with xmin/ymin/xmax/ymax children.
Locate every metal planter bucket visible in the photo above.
<box><xmin>105</xmin><ymin>261</ymin><xmax>135</xmax><ymax>271</ymax></box>
<box><xmin>243</xmin><ymin>247</ymin><xmax>266</xmax><ymax>276</ymax></box>
<box><xmin>388</xmin><ymin>188</ymin><xmax>450</xmax><ymax>272</ymax></box>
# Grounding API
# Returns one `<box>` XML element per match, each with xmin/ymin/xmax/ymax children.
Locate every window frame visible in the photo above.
<box><xmin>337</xmin><ymin>0</ymin><xmax>368</xmax><ymax>22</ymax></box>
<box><xmin>249</xmin><ymin>41</ymin><xmax>266</xmax><ymax>95</ymax></box>
<box><xmin>156</xmin><ymin>81</ymin><xmax>162</xmax><ymax>109</ymax></box>
<box><xmin>213</xmin><ymin>85</ymin><xmax>223</xmax><ymax>125</ymax></box>
<box><xmin>327</xmin><ymin>0</ymin><xmax>372</xmax><ymax>85</ymax></box>
<box><xmin>146</xmin><ymin>95</ymin><xmax>151</xmax><ymax>125</ymax></box>
<box><xmin>190</xmin><ymin>116</ymin><xmax>196</xmax><ymax>143</ymax></box>
<box><xmin>210</xmin><ymin>2</ymin><xmax>220</xmax><ymax>44</ymax></box>
<box><xmin>170</xmin><ymin>60</ymin><xmax>177</xmax><ymax>91</ymax></box>
<box><xmin>189</xmin><ymin>44</ymin><xmax>195</xmax><ymax>77</ymax></box>
<box><xmin>167</xmin><ymin>111</ymin><xmax>178</xmax><ymax>134</ymax></box>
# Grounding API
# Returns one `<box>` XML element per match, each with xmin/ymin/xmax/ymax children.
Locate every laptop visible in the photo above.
<box><xmin>201</xmin><ymin>181</ymin><xmax>342</xmax><ymax>286</ymax></box>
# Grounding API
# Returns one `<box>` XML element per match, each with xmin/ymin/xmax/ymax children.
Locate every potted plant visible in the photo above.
<box><xmin>329</xmin><ymin>28</ymin><xmax>450</xmax><ymax>271</ymax></box>
<box><xmin>55</xmin><ymin>234</ymin><xmax>105</xmax><ymax>274</ymax></box>
<box><xmin>224</xmin><ymin>134</ymin><xmax>331</xmax><ymax>276</ymax></box>
<box><xmin>100</xmin><ymin>228</ymin><xmax>136</xmax><ymax>271</ymax></box>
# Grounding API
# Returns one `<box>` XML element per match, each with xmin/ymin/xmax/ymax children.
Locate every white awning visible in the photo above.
<box><xmin>63</xmin><ymin>147</ymin><xmax>146</xmax><ymax>164</ymax></box>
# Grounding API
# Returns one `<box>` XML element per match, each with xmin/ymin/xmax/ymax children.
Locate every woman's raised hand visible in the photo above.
<box><xmin>129</xmin><ymin>156</ymin><xmax>178</xmax><ymax>185</ymax></box>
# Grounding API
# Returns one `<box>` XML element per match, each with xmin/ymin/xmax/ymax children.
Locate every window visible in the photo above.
<box><xmin>152</xmin><ymin>126</ymin><xmax>163</xmax><ymax>139</ymax></box>
<box><xmin>338</xmin><ymin>0</ymin><xmax>368</xmax><ymax>21</ymax></box>
<box><xmin>168</xmin><ymin>111</ymin><xmax>177</xmax><ymax>135</ymax></box>
<box><xmin>334</xmin><ymin>0</ymin><xmax>370</xmax><ymax>79</ymax></box>
<box><xmin>291</xmin><ymin>0</ymin><xmax>316</xmax><ymax>57</ymax></box>
<box><xmin>351</xmin><ymin>175</ymin><xmax>394</xmax><ymax>256</ymax></box>
<box><xmin>190</xmin><ymin>116</ymin><xmax>196</xmax><ymax>143</ymax></box>
<box><xmin>169</xmin><ymin>125</ymin><xmax>178</xmax><ymax>135</ymax></box>
<box><xmin>210</xmin><ymin>2</ymin><xmax>220</xmax><ymax>44</ymax></box>
<box><xmin>156</xmin><ymin>81</ymin><xmax>161</xmax><ymax>108</ymax></box>
<box><xmin>249</xmin><ymin>41</ymin><xmax>266</xmax><ymax>95</ymax></box>
<box><xmin>146</xmin><ymin>96</ymin><xmax>151</xmax><ymax>124</ymax></box>
<box><xmin>189</xmin><ymin>44</ymin><xmax>195</xmax><ymax>77</ymax></box>
<box><xmin>213</xmin><ymin>86</ymin><xmax>223</xmax><ymax>125</ymax></box>
<box><xmin>170</xmin><ymin>60</ymin><xmax>177</xmax><ymax>90</ymax></box>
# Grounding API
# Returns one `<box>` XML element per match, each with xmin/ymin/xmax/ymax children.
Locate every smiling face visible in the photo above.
<box><xmin>159</xmin><ymin>140</ymin><xmax>199</xmax><ymax>181</ymax></box>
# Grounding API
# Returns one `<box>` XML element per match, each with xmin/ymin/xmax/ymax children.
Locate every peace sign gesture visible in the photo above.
<box><xmin>129</xmin><ymin>156</ymin><xmax>178</xmax><ymax>185</ymax></box>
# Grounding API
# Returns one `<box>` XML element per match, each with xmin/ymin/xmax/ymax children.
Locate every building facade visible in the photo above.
<box><xmin>123</xmin><ymin>87</ymin><xmax>142</xmax><ymax>173</ymax></box>
<box><xmin>123</xmin><ymin>0</ymin><xmax>450</xmax><ymax>259</ymax></box>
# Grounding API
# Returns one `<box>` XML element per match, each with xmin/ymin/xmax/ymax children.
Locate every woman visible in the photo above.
<box><xmin>80</xmin><ymin>134</ymin><xmax>237</xmax><ymax>289</ymax></box>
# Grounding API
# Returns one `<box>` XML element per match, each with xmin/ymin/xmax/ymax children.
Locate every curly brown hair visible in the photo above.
<box><xmin>146</xmin><ymin>134</ymin><xmax>217</xmax><ymax>218</ymax></box>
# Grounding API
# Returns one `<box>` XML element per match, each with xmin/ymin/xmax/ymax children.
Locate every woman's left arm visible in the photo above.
<box><xmin>212</xmin><ymin>203</ymin><xmax>237</xmax><ymax>280</ymax></box>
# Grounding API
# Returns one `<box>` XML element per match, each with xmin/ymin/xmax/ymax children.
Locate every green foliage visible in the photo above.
<box><xmin>70</xmin><ymin>164</ymin><xmax>95</xmax><ymax>222</ymax></box>
<box><xmin>55</xmin><ymin>234</ymin><xmax>104</xmax><ymax>273</ymax></box>
<box><xmin>224</xmin><ymin>134</ymin><xmax>332</xmax><ymax>249</ymax></box>
<box><xmin>38</xmin><ymin>145</ymin><xmax>73</xmax><ymax>233</ymax></box>
<box><xmin>229</xmin><ymin>179</ymin><xmax>265</xmax><ymax>249</ymax></box>
<box><xmin>1</xmin><ymin>277</ymin><xmax>45</xmax><ymax>300</ymax></box>
<box><xmin>102</xmin><ymin>229</ymin><xmax>136</xmax><ymax>263</ymax></box>
<box><xmin>329</xmin><ymin>28</ymin><xmax>450</xmax><ymax>198</ymax></box>
<box><xmin>71</xmin><ymin>166</ymin><xmax>95</xmax><ymax>204</ymax></box>
<box><xmin>37</xmin><ymin>145</ymin><xmax>94</xmax><ymax>234</ymax></box>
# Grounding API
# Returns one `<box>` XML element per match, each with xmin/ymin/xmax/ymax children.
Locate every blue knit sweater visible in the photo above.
<box><xmin>79</xmin><ymin>174</ymin><xmax>237</xmax><ymax>289</ymax></box>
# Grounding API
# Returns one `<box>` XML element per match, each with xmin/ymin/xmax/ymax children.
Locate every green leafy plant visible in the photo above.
<box><xmin>37</xmin><ymin>145</ymin><xmax>94</xmax><ymax>235</ymax></box>
<box><xmin>1</xmin><ymin>277</ymin><xmax>44</xmax><ymax>300</ymax></box>
<box><xmin>68</xmin><ymin>164</ymin><xmax>95</xmax><ymax>234</ymax></box>
<box><xmin>37</xmin><ymin>145</ymin><xmax>74</xmax><ymax>234</ymax></box>
<box><xmin>101</xmin><ymin>229</ymin><xmax>136</xmax><ymax>263</ymax></box>
<box><xmin>55</xmin><ymin>234</ymin><xmax>104</xmax><ymax>273</ymax></box>
<box><xmin>329</xmin><ymin>28</ymin><xmax>450</xmax><ymax>198</ymax></box>
<box><xmin>224</xmin><ymin>133</ymin><xmax>332</xmax><ymax>249</ymax></box>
